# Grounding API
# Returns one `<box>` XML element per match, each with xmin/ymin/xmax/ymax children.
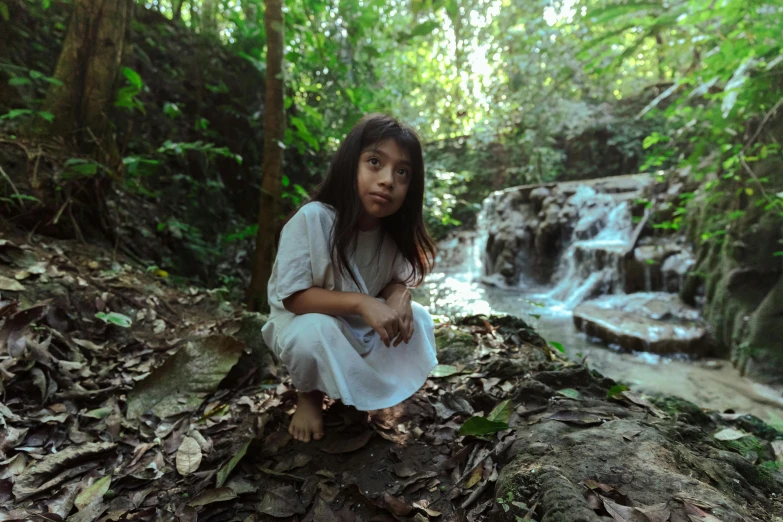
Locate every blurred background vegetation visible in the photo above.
<box><xmin>0</xmin><ymin>0</ymin><xmax>781</xmax><ymax>293</ymax></box>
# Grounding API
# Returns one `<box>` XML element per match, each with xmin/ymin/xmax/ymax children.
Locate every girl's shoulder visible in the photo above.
<box><xmin>298</xmin><ymin>201</ymin><xmax>335</xmax><ymax>219</ymax></box>
<box><xmin>288</xmin><ymin>201</ymin><xmax>336</xmax><ymax>231</ymax></box>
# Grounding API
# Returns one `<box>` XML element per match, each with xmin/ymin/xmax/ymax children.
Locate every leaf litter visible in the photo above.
<box><xmin>1</xmin><ymin>232</ymin><xmax>780</xmax><ymax>521</ymax></box>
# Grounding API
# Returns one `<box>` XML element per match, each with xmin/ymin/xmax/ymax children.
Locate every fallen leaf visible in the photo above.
<box><xmin>95</xmin><ymin>311</ymin><xmax>133</xmax><ymax>328</ymax></box>
<box><xmin>75</xmin><ymin>474</ymin><xmax>112</xmax><ymax>510</ymax></box>
<box><xmin>187</xmin><ymin>487</ymin><xmax>238</xmax><ymax>507</ymax></box>
<box><xmin>713</xmin><ymin>428</ymin><xmax>747</xmax><ymax>441</ymax></box>
<box><xmin>620</xmin><ymin>392</ymin><xmax>666</xmax><ymax>418</ymax></box>
<box><xmin>176</xmin><ymin>436</ymin><xmax>202</xmax><ymax>476</ymax></box>
<box><xmin>557</xmin><ymin>388</ymin><xmax>581</xmax><ymax>399</ymax></box>
<box><xmin>257</xmin><ymin>484</ymin><xmax>305</xmax><ymax>517</ymax></box>
<box><xmin>600</xmin><ymin>496</ymin><xmax>650</xmax><ymax>522</ymax></box>
<box><xmin>547</xmin><ymin>410</ymin><xmax>607</xmax><ymax>426</ymax></box>
<box><xmin>274</xmin><ymin>453</ymin><xmax>312</xmax><ymax>472</ymax></box>
<box><xmin>430</xmin><ymin>364</ymin><xmax>461</xmax><ymax>378</ymax></box>
<box><xmin>382</xmin><ymin>493</ymin><xmax>413</xmax><ymax>516</ymax></box>
<box><xmin>464</xmin><ymin>463</ymin><xmax>483</xmax><ymax>489</ymax></box>
<box><xmin>216</xmin><ymin>440</ymin><xmax>250</xmax><ymax>487</ymax></box>
<box><xmin>393</xmin><ymin>462</ymin><xmax>417</xmax><ymax>478</ymax></box>
<box><xmin>263</xmin><ymin>430</ymin><xmax>292</xmax><ymax>454</ymax></box>
<box><xmin>607</xmin><ymin>384</ymin><xmax>630</xmax><ymax>398</ymax></box>
<box><xmin>637</xmin><ymin>503</ymin><xmax>671</xmax><ymax>522</ymax></box>
<box><xmin>126</xmin><ymin>335</ymin><xmax>244</xmax><ymax>419</ymax></box>
<box><xmin>321</xmin><ymin>430</ymin><xmax>373</xmax><ymax>454</ymax></box>
<box><xmin>458</xmin><ymin>416</ymin><xmax>508</xmax><ymax>437</ymax></box>
<box><xmin>412</xmin><ymin>500</ymin><xmax>441</xmax><ymax>517</ymax></box>
<box><xmin>0</xmin><ymin>275</ymin><xmax>24</xmax><ymax>291</ymax></box>
<box><xmin>487</xmin><ymin>399</ymin><xmax>512</xmax><ymax>424</ymax></box>
<box><xmin>312</xmin><ymin>497</ymin><xmax>340</xmax><ymax>522</ymax></box>
<box><xmin>12</xmin><ymin>442</ymin><xmax>115</xmax><ymax>500</ymax></box>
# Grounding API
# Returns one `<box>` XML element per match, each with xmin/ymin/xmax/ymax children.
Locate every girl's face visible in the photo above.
<box><xmin>356</xmin><ymin>138</ymin><xmax>411</xmax><ymax>229</ymax></box>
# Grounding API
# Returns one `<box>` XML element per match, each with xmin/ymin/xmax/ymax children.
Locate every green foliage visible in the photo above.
<box><xmin>115</xmin><ymin>67</ymin><xmax>145</xmax><ymax>114</ymax></box>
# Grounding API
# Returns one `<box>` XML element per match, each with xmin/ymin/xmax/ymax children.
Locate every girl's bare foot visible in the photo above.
<box><xmin>289</xmin><ymin>391</ymin><xmax>325</xmax><ymax>442</ymax></box>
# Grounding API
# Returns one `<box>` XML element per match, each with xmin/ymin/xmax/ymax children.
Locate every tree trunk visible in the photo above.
<box><xmin>39</xmin><ymin>0</ymin><xmax>133</xmax><ymax>152</ymax></box>
<box><xmin>247</xmin><ymin>0</ymin><xmax>285</xmax><ymax>312</ymax></box>
<box><xmin>173</xmin><ymin>0</ymin><xmax>185</xmax><ymax>21</ymax></box>
<box><xmin>201</xmin><ymin>0</ymin><xmax>218</xmax><ymax>34</ymax></box>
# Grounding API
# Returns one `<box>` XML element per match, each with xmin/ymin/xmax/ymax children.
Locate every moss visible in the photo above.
<box><xmin>434</xmin><ymin>326</ymin><xmax>476</xmax><ymax>364</ymax></box>
<box><xmin>651</xmin><ymin>395</ymin><xmax>712</xmax><ymax>425</ymax></box>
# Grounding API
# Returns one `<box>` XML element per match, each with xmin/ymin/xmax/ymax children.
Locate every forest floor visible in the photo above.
<box><xmin>1</xmin><ymin>227</ymin><xmax>782</xmax><ymax>522</ymax></box>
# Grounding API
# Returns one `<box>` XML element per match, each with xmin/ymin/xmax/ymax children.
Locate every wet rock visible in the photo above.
<box><xmin>481</xmin><ymin>174</ymin><xmax>652</xmax><ymax>286</ymax></box>
<box><xmin>573</xmin><ymin>293</ymin><xmax>713</xmax><ymax>355</ymax></box>
<box><xmin>434</xmin><ymin>326</ymin><xmax>476</xmax><ymax>364</ymax></box>
<box><xmin>500</xmin><ymin>417</ymin><xmax>777</xmax><ymax>522</ymax></box>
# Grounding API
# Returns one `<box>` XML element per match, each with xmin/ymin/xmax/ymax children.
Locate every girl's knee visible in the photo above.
<box><xmin>280</xmin><ymin>313</ymin><xmax>343</xmax><ymax>352</ymax></box>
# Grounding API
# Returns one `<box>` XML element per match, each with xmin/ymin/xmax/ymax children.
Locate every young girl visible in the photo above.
<box><xmin>261</xmin><ymin>114</ymin><xmax>439</xmax><ymax>442</ymax></box>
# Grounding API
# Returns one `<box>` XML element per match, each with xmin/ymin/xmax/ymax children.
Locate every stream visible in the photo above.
<box><xmin>414</xmin><ymin>230</ymin><xmax>783</xmax><ymax>425</ymax></box>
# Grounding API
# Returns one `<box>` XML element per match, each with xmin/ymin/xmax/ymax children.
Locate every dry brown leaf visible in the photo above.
<box><xmin>600</xmin><ymin>496</ymin><xmax>651</xmax><ymax>522</ymax></box>
<box><xmin>257</xmin><ymin>484</ymin><xmax>305</xmax><ymax>517</ymax></box>
<box><xmin>547</xmin><ymin>410</ymin><xmax>607</xmax><ymax>426</ymax></box>
<box><xmin>187</xmin><ymin>487</ymin><xmax>238</xmax><ymax>507</ymax></box>
<box><xmin>0</xmin><ymin>275</ymin><xmax>24</xmax><ymax>292</ymax></box>
<box><xmin>381</xmin><ymin>493</ymin><xmax>414</xmax><ymax>516</ymax></box>
<box><xmin>464</xmin><ymin>463</ymin><xmax>483</xmax><ymax>489</ymax></box>
<box><xmin>176</xmin><ymin>436</ymin><xmax>202</xmax><ymax>476</ymax></box>
<box><xmin>12</xmin><ymin>441</ymin><xmax>115</xmax><ymax>500</ymax></box>
<box><xmin>263</xmin><ymin>430</ymin><xmax>292</xmax><ymax>454</ymax></box>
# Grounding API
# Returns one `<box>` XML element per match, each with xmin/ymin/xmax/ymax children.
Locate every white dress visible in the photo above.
<box><xmin>261</xmin><ymin>202</ymin><xmax>438</xmax><ymax>411</ymax></box>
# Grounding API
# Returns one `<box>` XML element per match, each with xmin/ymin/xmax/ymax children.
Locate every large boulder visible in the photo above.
<box><xmin>572</xmin><ymin>293</ymin><xmax>713</xmax><ymax>355</ymax></box>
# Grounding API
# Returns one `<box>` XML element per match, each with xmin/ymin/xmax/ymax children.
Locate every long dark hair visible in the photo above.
<box><xmin>310</xmin><ymin>113</ymin><xmax>436</xmax><ymax>287</ymax></box>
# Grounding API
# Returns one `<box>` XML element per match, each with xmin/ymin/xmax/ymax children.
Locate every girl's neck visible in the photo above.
<box><xmin>358</xmin><ymin>212</ymin><xmax>380</xmax><ymax>232</ymax></box>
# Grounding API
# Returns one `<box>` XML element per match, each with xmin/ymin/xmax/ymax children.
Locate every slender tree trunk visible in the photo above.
<box><xmin>202</xmin><ymin>0</ymin><xmax>218</xmax><ymax>34</ymax></box>
<box><xmin>173</xmin><ymin>0</ymin><xmax>185</xmax><ymax>21</ymax></box>
<box><xmin>39</xmin><ymin>0</ymin><xmax>133</xmax><ymax>152</ymax></box>
<box><xmin>247</xmin><ymin>0</ymin><xmax>284</xmax><ymax>312</ymax></box>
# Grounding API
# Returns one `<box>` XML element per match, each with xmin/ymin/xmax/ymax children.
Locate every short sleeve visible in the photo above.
<box><xmin>271</xmin><ymin>210</ymin><xmax>315</xmax><ymax>302</ymax></box>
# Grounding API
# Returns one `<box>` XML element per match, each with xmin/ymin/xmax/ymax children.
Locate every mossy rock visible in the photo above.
<box><xmin>458</xmin><ymin>314</ymin><xmax>546</xmax><ymax>347</ymax></box>
<box><xmin>232</xmin><ymin>311</ymin><xmax>271</xmax><ymax>363</ymax></box>
<box><xmin>434</xmin><ymin>326</ymin><xmax>476</xmax><ymax>364</ymax></box>
<box><xmin>651</xmin><ymin>395</ymin><xmax>712</xmax><ymax>425</ymax></box>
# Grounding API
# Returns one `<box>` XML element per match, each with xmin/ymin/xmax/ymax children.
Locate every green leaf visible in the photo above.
<box><xmin>122</xmin><ymin>67</ymin><xmax>143</xmax><ymax>90</ymax></box>
<box><xmin>430</xmin><ymin>364</ymin><xmax>460</xmax><ymax>378</ymax></box>
<box><xmin>549</xmin><ymin>342</ymin><xmax>565</xmax><ymax>353</ymax></box>
<box><xmin>607</xmin><ymin>384</ymin><xmax>629</xmax><ymax>398</ymax></box>
<box><xmin>458</xmin><ymin>416</ymin><xmax>509</xmax><ymax>437</ymax></box>
<box><xmin>37</xmin><ymin>111</ymin><xmax>54</xmax><ymax>123</ymax></box>
<box><xmin>216</xmin><ymin>440</ymin><xmax>250</xmax><ymax>487</ymax></box>
<box><xmin>0</xmin><ymin>2</ymin><xmax>9</xmax><ymax>21</ymax></box>
<box><xmin>557</xmin><ymin>388</ymin><xmax>581</xmax><ymax>399</ymax></box>
<box><xmin>83</xmin><ymin>407</ymin><xmax>112</xmax><ymax>419</ymax></box>
<box><xmin>95</xmin><ymin>312</ymin><xmax>132</xmax><ymax>328</ymax></box>
<box><xmin>8</xmin><ymin>77</ymin><xmax>31</xmax><ymax>86</ymax></box>
<box><xmin>487</xmin><ymin>399</ymin><xmax>512</xmax><ymax>424</ymax></box>
<box><xmin>74</xmin><ymin>475</ymin><xmax>112</xmax><ymax>510</ymax></box>
<box><xmin>410</xmin><ymin>20</ymin><xmax>439</xmax><ymax>38</ymax></box>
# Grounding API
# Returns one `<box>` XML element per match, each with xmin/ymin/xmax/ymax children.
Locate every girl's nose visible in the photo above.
<box><xmin>378</xmin><ymin>167</ymin><xmax>394</xmax><ymax>187</ymax></box>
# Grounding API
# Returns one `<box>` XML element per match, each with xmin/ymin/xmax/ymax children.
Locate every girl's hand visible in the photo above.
<box><xmin>385</xmin><ymin>286</ymin><xmax>413</xmax><ymax>346</ymax></box>
<box><xmin>358</xmin><ymin>296</ymin><xmax>400</xmax><ymax>348</ymax></box>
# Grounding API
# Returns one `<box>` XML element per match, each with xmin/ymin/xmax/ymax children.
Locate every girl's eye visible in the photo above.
<box><xmin>397</xmin><ymin>169</ymin><xmax>409</xmax><ymax>177</ymax></box>
<box><xmin>369</xmin><ymin>157</ymin><xmax>380</xmax><ymax>167</ymax></box>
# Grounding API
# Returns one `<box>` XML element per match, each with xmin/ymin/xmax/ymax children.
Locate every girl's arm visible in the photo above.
<box><xmin>284</xmin><ymin>287</ymin><xmax>402</xmax><ymax>347</ymax></box>
<box><xmin>283</xmin><ymin>287</ymin><xmax>367</xmax><ymax>316</ymax></box>
<box><xmin>380</xmin><ymin>281</ymin><xmax>409</xmax><ymax>300</ymax></box>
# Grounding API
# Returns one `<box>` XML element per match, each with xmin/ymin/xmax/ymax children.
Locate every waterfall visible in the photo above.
<box><xmin>544</xmin><ymin>186</ymin><xmax>633</xmax><ymax>311</ymax></box>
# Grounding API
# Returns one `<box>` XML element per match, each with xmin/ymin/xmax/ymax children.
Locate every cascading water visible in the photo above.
<box><xmin>542</xmin><ymin>186</ymin><xmax>634</xmax><ymax>312</ymax></box>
